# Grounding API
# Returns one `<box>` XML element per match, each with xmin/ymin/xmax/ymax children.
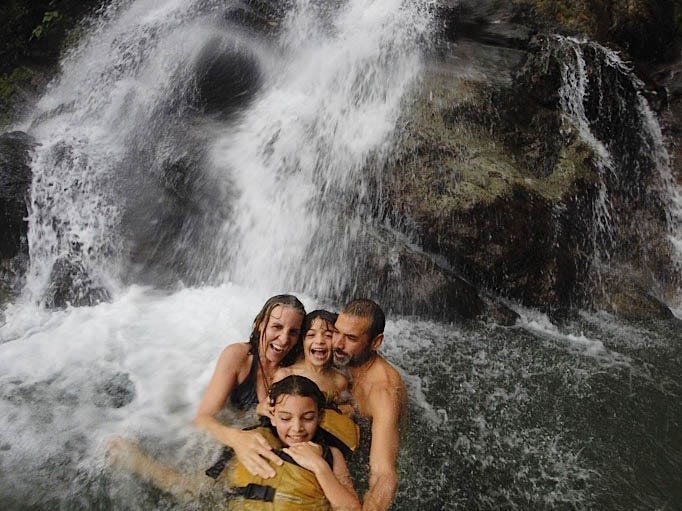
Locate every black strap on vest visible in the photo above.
<box><xmin>232</xmin><ymin>483</ymin><xmax>276</xmax><ymax>502</ymax></box>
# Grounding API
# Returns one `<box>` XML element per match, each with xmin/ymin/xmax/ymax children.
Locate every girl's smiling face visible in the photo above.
<box><xmin>303</xmin><ymin>317</ymin><xmax>334</xmax><ymax>367</ymax></box>
<box><xmin>271</xmin><ymin>394</ymin><xmax>320</xmax><ymax>446</ymax></box>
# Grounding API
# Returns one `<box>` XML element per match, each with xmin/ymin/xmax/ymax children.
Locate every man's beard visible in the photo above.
<box><xmin>334</xmin><ymin>343</ymin><xmax>374</xmax><ymax>368</ymax></box>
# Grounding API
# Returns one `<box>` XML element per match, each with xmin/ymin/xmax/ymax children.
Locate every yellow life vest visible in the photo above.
<box><xmin>318</xmin><ymin>408</ymin><xmax>360</xmax><ymax>454</ymax></box>
<box><xmin>219</xmin><ymin>427</ymin><xmax>331</xmax><ymax>511</ymax></box>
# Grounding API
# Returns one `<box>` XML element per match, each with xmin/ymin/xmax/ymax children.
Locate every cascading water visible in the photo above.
<box><xmin>1</xmin><ymin>2</ymin><xmax>682</xmax><ymax>510</ymax></box>
<box><xmin>555</xmin><ymin>36</ymin><xmax>617</xmax><ymax>267</ymax></box>
<box><xmin>552</xmin><ymin>35</ymin><xmax>682</xmax><ymax>303</ymax></box>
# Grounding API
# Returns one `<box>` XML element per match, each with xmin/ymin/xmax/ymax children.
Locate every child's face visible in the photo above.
<box><xmin>303</xmin><ymin>318</ymin><xmax>334</xmax><ymax>367</ymax></box>
<box><xmin>271</xmin><ymin>395</ymin><xmax>320</xmax><ymax>446</ymax></box>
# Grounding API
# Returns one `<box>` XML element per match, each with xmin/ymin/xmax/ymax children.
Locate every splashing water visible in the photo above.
<box><xmin>210</xmin><ymin>0</ymin><xmax>434</xmax><ymax>295</ymax></box>
<box><xmin>22</xmin><ymin>0</ymin><xmax>236</xmax><ymax>304</ymax></box>
<box><xmin>2</xmin><ymin>2</ymin><xmax>682</xmax><ymax>509</ymax></box>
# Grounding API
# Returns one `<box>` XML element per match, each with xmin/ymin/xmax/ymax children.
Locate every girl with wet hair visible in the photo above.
<box><xmin>194</xmin><ymin>295</ymin><xmax>306</xmax><ymax>479</ymax></box>
<box><xmin>109</xmin><ymin>375</ymin><xmax>361</xmax><ymax>511</ymax></box>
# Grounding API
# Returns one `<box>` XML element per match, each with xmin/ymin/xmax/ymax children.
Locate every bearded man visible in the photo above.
<box><xmin>333</xmin><ymin>299</ymin><xmax>407</xmax><ymax>511</ymax></box>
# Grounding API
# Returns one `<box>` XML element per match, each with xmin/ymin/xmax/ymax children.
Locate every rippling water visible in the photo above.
<box><xmin>1</xmin><ymin>287</ymin><xmax>680</xmax><ymax>509</ymax></box>
<box><xmin>3</xmin><ymin>0</ymin><xmax>682</xmax><ymax>509</ymax></box>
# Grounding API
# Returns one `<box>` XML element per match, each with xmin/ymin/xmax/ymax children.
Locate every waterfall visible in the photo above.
<box><xmin>555</xmin><ymin>36</ymin><xmax>616</xmax><ymax>266</ymax></box>
<box><xmin>551</xmin><ymin>35</ymin><xmax>682</xmax><ymax>300</ymax></box>
<box><xmin>19</xmin><ymin>0</ymin><xmax>435</xmax><ymax>305</ymax></box>
<box><xmin>3</xmin><ymin>2</ymin><xmax>682</xmax><ymax>509</ymax></box>
<box><xmin>205</xmin><ymin>0</ymin><xmax>434</xmax><ymax>296</ymax></box>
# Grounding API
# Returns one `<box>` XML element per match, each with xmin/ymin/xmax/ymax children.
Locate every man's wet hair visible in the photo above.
<box><xmin>341</xmin><ymin>298</ymin><xmax>385</xmax><ymax>340</ymax></box>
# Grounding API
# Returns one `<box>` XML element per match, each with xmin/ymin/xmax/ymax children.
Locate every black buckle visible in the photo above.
<box><xmin>238</xmin><ymin>483</ymin><xmax>276</xmax><ymax>502</ymax></box>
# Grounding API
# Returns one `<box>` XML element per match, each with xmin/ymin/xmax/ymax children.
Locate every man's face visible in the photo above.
<box><xmin>332</xmin><ymin>313</ymin><xmax>374</xmax><ymax>367</ymax></box>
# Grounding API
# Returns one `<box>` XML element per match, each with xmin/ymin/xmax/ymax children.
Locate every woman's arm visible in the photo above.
<box><xmin>283</xmin><ymin>443</ymin><xmax>361</xmax><ymax>511</ymax></box>
<box><xmin>193</xmin><ymin>344</ymin><xmax>282</xmax><ymax>478</ymax></box>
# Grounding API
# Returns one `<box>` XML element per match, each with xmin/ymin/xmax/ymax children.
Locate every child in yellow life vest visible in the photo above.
<box><xmin>109</xmin><ymin>375</ymin><xmax>360</xmax><ymax>511</ymax></box>
<box><xmin>258</xmin><ymin>310</ymin><xmax>360</xmax><ymax>455</ymax></box>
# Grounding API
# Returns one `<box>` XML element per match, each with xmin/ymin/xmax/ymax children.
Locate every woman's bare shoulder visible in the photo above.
<box><xmin>217</xmin><ymin>342</ymin><xmax>252</xmax><ymax>367</ymax></box>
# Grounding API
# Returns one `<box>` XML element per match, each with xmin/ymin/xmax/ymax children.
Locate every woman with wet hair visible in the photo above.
<box><xmin>194</xmin><ymin>294</ymin><xmax>306</xmax><ymax>479</ymax></box>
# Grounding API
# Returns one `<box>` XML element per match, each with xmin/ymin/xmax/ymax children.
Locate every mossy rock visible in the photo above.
<box><xmin>511</xmin><ymin>0</ymin><xmax>680</xmax><ymax>65</ymax></box>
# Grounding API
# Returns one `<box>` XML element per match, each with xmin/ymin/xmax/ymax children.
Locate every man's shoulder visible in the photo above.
<box><xmin>370</xmin><ymin>354</ymin><xmax>404</xmax><ymax>387</ymax></box>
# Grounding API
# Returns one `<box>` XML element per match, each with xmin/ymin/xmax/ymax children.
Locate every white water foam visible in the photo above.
<box><xmin>2</xmin><ymin>0</ymin><xmax>436</xmax><ymax>503</ymax></box>
<box><xmin>513</xmin><ymin>305</ymin><xmax>631</xmax><ymax>366</ymax></box>
<box><xmin>0</xmin><ymin>284</ymin><xmax>317</xmax><ymax>497</ymax></box>
<box><xmin>211</xmin><ymin>0</ymin><xmax>434</xmax><ymax>294</ymax></box>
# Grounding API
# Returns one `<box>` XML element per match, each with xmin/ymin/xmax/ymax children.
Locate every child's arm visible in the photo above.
<box><xmin>283</xmin><ymin>443</ymin><xmax>361</xmax><ymax>511</ymax></box>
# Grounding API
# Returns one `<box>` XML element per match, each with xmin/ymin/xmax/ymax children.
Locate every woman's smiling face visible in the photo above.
<box><xmin>303</xmin><ymin>317</ymin><xmax>334</xmax><ymax>367</ymax></box>
<box><xmin>271</xmin><ymin>394</ymin><xmax>320</xmax><ymax>445</ymax></box>
<box><xmin>259</xmin><ymin>305</ymin><xmax>303</xmax><ymax>364</ymax></box>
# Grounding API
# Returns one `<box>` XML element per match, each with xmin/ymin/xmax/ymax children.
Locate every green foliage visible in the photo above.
<box><xmin>30</xmin><ymin>10</ymin><xmax>62</xmax><ymax>40</ymax></box>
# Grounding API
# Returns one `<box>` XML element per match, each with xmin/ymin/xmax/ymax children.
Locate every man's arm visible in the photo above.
<box><xmin>363</xmin><ymin>381</ymin><xmax>404</xmax><ymax>511</ymax></box>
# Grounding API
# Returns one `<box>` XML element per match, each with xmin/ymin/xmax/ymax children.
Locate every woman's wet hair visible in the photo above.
<box><xmin>248</xmin><ymin>295</ymin><xmax>305</xmax><ymax>366</ymax></box>
<box><xmin>269</xmin><ymin>375</ymin><xmax>326</xmax><ymax>412</ymax></box>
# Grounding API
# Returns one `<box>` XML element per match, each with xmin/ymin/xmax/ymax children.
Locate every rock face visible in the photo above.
<box><xmin>336</xmin><ymin>225</ymin><xmax>518</xmax><ymax>323</ymax></box>
<box><xmin>380</xmin><ymin>4</ymin><xmax>681</xmax><ymax>318</ymax></box>
<box><xmin>0</xmin><ymin>131</ymin><xmax>33</xmax><ymax>259</ymax></box>
<box><xmin>44</xmin><ymin>257</ymin><xmax>110</xmax><ymax>309</ymax></box>
<box><xmin>0</xmin><ymin>131</ymin><xmax>33</xmax><ymax>302</ymax></box>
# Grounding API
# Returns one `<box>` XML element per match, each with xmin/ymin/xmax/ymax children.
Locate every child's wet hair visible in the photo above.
<box><xmin>269</xmin><ymin>375</ymin><xmax>326</xmax><ymax>411</ymax></box>
<box><xmin>302</xmin><ymin>310</ymin><xmax>338</xmax><ymax>335</ymax></box>
<box><xmin>286</xmin><ymin>309</ymin><xmax>337</xmax><ymax>362</ymax></box>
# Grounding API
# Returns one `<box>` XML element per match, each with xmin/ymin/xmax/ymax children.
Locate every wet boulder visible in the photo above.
<box><xmin>334</xmin><ymin>225</ymin><xmax>517</xmax><ymax>323</ymax></box>
<box><xmin>382</xmin><ymin>29</ymin><xmax>678</xmax><ymax>315</ymax></box>
<box><xmin>93</xmin><ymin>372</ymin><xmax>135</xmax><ymax>408</ymax></box>
<box><xmin>192</xmin><ymin>37</ymin><xmax>262</xmax><ymax>117</ymax></box>
<box><xmin>0</xmin><ymin>131</ymin><xmax>33</xmax><ymax>259</ymax></box>
<box><xmin>44</xmin><ymin>257</ymin><xmax>110</xmax><ymax>309</ymax></box>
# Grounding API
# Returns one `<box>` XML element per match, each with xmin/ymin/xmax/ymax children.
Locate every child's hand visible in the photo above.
<box><xmin>282</xmin><ymin>442</ymin><xmax>326</xmax><ymax>474</ymax></box>
<box><xmin>256</xmin><ymin>400</ymin><xmax>273</xmax><ymax>418</ymax></box>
